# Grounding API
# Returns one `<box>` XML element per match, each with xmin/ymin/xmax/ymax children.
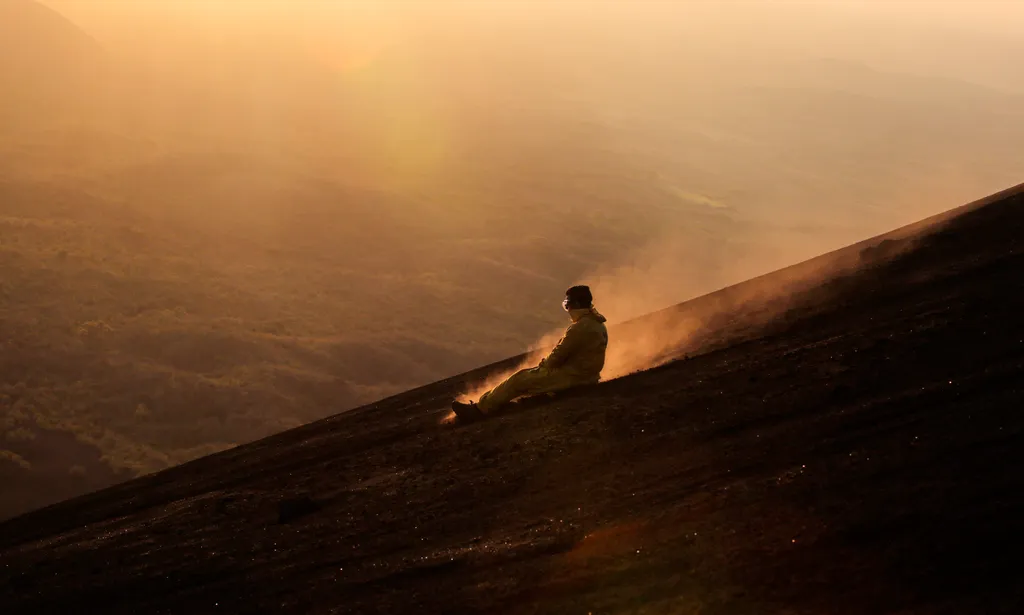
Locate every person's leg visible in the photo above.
<box><xmin>478</xmin><ymin>367</ymin><xmax>564</xmax><ymax>413</ymax></box>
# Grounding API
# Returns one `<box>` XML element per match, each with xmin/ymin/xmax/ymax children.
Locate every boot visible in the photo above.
<box><xmin>451</xmin><ymin>400</ymin><xmax>485</xmax><ymax>422</ymax></box>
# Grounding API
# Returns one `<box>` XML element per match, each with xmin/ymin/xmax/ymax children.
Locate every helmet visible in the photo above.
<box><xmin>563</xmin><ymin>285</ymin><xmax>593</xmax><ymax>311</ymax></box>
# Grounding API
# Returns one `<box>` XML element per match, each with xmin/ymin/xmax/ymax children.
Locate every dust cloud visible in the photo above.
<box><xmin>587</xmin><ymin>231</ymin><xmax>876</xmax><ymax>380</ymax></box>
<box><xmin>458</xmin><ymin>212</ymin><xmax>939</xmax><ymax>406</ymax></box>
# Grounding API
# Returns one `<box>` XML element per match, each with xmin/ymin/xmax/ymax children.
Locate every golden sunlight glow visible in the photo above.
<box><xmin>3</xmin><ymin>0</ymin><xmax>1023</xmax><ymax>522</ymax></box>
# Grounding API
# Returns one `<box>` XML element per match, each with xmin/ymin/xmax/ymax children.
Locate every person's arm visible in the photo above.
<box><xmin>540</xmin><ymin>323</ymin><xmax>584</xmax><ymax>369</ymax></box>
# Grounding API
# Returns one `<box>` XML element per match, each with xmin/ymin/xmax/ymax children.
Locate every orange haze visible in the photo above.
<box><xmin>3</xmin><ymin>0</ymin><xmax>1024</xmax><ymax>486</ymax></box>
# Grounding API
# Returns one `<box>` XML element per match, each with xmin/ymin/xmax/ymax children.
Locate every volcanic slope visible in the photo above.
<box><xmin>2</xmin><ymin>184</ymin><xmax>1024</xmax><ymax>614</ymax></box>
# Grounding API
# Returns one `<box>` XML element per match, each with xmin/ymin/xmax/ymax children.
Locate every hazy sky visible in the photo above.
<box><xmin>21</xmin><ymin>0</ymin><xmax>1024</xmax><ymax>239</ymax></box>
<box><xmin>43</xmin><ymin>1</ymin><xmax>1024</xmax><ymax>35</ymax></box>
<box><xmin>40</xmin><ymin>0</ymin><xmax>1024</xmax><ymax>95</ymax></box>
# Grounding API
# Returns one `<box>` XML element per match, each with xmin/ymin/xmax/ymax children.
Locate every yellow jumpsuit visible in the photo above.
<box><xmin>477</xmin><ymin>308</ymin><xmax>608</xmax><ymax>413</ymax></box>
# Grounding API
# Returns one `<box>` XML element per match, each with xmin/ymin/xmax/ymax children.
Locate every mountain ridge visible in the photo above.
<box><xmin>0</xmin><ymin>0</ymin><xmax>103</xmax><ymax>122</ymax></box>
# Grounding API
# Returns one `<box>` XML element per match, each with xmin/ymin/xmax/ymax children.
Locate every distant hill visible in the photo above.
<box><xmin>0</xmin><ymin>0</ymin><xmax>102</xmax><ymax>122</ymax></box>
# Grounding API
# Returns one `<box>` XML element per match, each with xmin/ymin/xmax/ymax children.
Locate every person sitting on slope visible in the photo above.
<box><xmin>452</xmin><ymin>285</ymin><xmax>608</xmax><ymax>419</ymax></box>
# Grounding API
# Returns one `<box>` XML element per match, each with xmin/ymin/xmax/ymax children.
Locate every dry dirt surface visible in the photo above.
<box><xmin>2</xmin><ymin>184</ymin><xmax>1024</xmax><ymax>614</ymax></box>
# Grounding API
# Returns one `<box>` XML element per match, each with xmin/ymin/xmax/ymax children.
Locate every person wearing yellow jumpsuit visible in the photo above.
<box><xmin>452</xmin><ymin>286</ymin><xmax>608</xmax><ymax>419</ymax></box>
